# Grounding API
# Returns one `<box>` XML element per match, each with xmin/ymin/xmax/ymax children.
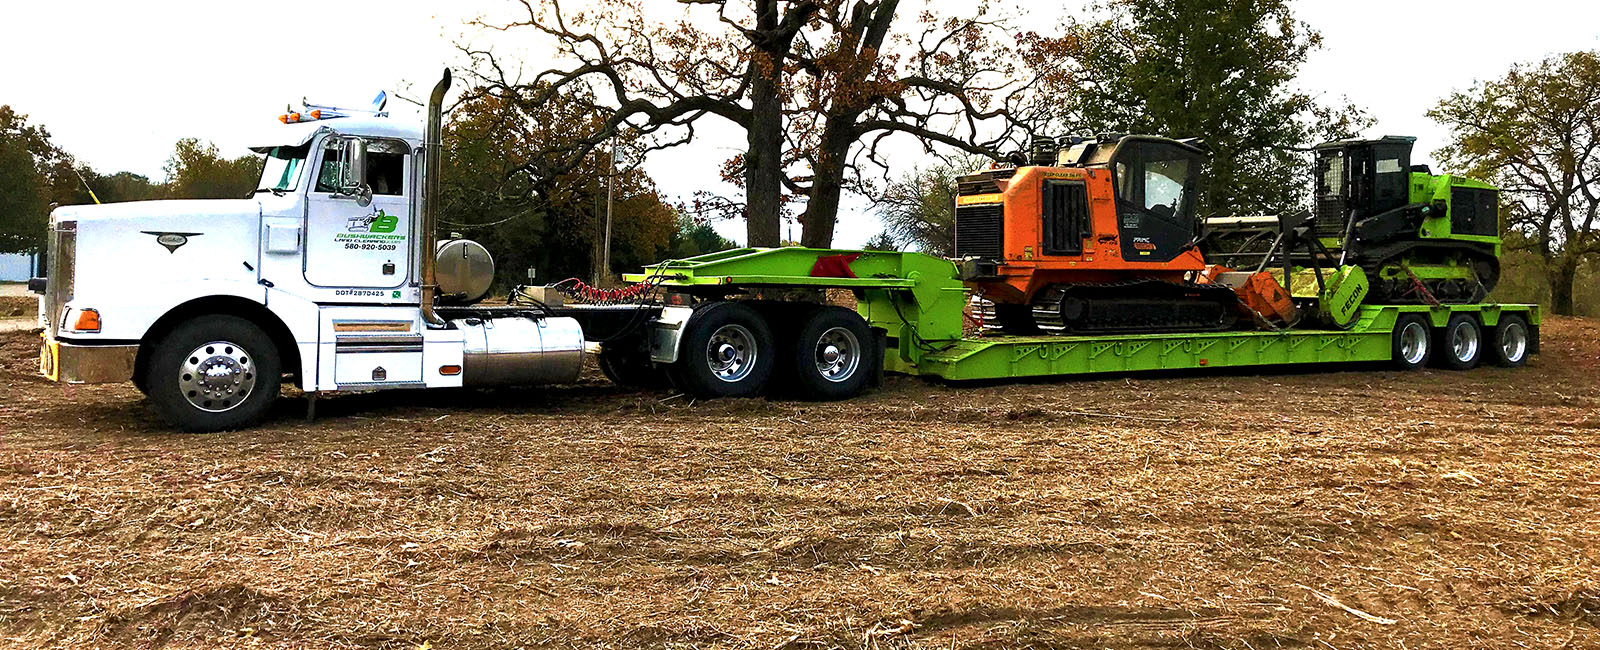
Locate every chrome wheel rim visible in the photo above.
<box><xmin>179</xmin><ymin>340</ymin><xmax>256</xmax><ymax>412</ymax></box>
<box><xmin>1501</xmin><ymin>322</ymin><xmax>1527</xmax><ymax>363</ymax></box>
<box><xmin>1451</xmin><ymin>322</ymin><xmax>1480</xmax><ymax>363</ymax></box>
<box><xmin>813</xmin><ymin>326</ymin><xmax>861</xmax><ymax>383</ymax></box>
<box><xmin>1399</xmin><ymin>322</ymin><xmax>1428</xmax><ymax>365</ymax></box>
<box><xmin>706</xmin><ymin>324</ymin><xmax>757</xmax><ymax>383</ymax></box>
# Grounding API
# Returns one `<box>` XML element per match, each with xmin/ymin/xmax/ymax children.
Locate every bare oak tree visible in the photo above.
<box><xmin>465</xmin><ymin>0</ymin><xmax>1030</xmax><ymax>248</ymax></box>
<box><xmin>786</xmin><ymin>0</ymin><xmax>1028</xmax><ymax>247</ymax></box>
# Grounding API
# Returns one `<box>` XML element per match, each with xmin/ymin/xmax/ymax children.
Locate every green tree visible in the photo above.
<box><xmin>665</xmin><ymin>215</ymin><xmax>737</xmax><ymax>260</ymax></box>
<box><xmin>862</xmin><ymin>231</ymin><xmax>899</xmax><ymax>251</ymax></box>
<box><xmin>1430</xmin><ymin>51</ymin><xmax>1600</xmax><ymax>316</ymax></box>
<box><xmin>162</xmin><ymin>138</ymin><xmax>262</xmax><ymax>199</ymax></box>
<box><xmin>0</xmin><ymin>105</ymin><xmax>70</xmax><ymax>253</ymax></box>
<box><xmin>87</xmin><ymin>171</ymin><xmax>161</xmax><ymax>203</ymax></box>
<box><xmin>875</xmin><ymin>155</ymin><xmax>987</xmax><ymax>256</ymax></box>
<box><xmin>440</xmin><ymin>87</ymin><xmax>678</xmax><ymax>287</ymax></box>
<box><xmin>1020</xmin><ymin>0</ymin><xmax>1368</xmax><ymax>216</ymax></box>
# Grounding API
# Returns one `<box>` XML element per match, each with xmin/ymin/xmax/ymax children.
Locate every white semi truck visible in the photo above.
<box><xmin>32</xmin><ymin>70</ymin><xmax>770</xmax><ymax>431</ymax></box>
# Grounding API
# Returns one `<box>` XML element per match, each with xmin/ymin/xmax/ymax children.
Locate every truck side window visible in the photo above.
<box><xmin>314</xmin><ymin>139</ymin><xmax>408</xmax><ymax>196</ymax></box>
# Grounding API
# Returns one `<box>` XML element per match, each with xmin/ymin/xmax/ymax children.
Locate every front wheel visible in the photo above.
<box><xmin>144</xmin><ymin>315</ymin><xmax>281</xmax><ymax>432</ymax></box>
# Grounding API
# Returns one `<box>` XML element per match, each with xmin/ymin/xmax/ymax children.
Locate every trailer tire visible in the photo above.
<box><xmin>1488</xmin><ymin>314</ymin><xmax>1530</xmax><ymax>368</ymax></box>
<box><xmin>1391</xmin><ymin>313</ymin><xmax>1432</xmax><ymax>371</ymax></box>
<box><xmin>668</xmin><ymin>301</ymin><xmax>775</xmax><ymax>398</ymax></box>
<box><xmin>144</xmin><ymin>315</ymin><xmax>281</xmax><ymax>432</ymax></box>
<box><xmin>1434</xmin><ymin>313</ymin><xmax>1482</xmax><ymax>370</ymax></box>
<box><xmin>787</xmin><ymin>306</ymin><xmax>877</xmax><ymax>401</ymax></box>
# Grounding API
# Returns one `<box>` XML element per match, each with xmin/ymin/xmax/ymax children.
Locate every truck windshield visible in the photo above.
<box><xmin>256</xmin><ymin>144</ymin><xmax>310</xmax><ymax>193</ymax></box>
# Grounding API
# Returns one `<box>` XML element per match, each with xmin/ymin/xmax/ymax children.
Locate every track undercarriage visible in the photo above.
<box><xmin>987</xmin><ymin>279</ymin><xmax>1240</xmax><ymax>335</ymax></box>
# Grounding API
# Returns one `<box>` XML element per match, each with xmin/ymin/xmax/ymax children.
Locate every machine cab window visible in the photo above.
<box><xmin>1096</xmin><ymin>137</ymin><xmax>1207</xmax><ymax>262</ymax></box>
<box><xmin>315</xmin><ymin>138</ymin><xmax>409</xmax><ymax>196</ymax></box>
<box><xmin>1111</xmin><ymin>141</ymin><xmax>1201</xmax><ymax>225</ymax></box>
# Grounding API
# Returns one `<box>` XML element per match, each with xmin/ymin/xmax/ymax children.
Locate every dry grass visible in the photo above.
<box><xmin>0</xmin><ymin>297</ymin><xmax>36</xmax><ymax>321</ymax></box>
<box><xmin>1</xmin><ymin>317</ymin><xmax>1597</xmax><ymax>649</ymax></box>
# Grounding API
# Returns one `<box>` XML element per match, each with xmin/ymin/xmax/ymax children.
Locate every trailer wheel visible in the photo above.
<box><xmin>668</xmin><ymin>301</ymin><xmax>775</xmax><ymax>398</ymax></box>
<box><xmin>144</xmin><ymin>315</ymin><xmax>281</xmax><ymax>432</ymax></box>
<box><xmin>1488</xmin><ymin>314</ymin><xmax>1530</xmax><ymax>368</ymax></box>
<box><xmin>1435</xmin><ymin>313</ymin><xmax>1482</xmax><ymax>370</ymax></box>
<box><xmin>786</xmin><ymin>306</ymin><xmax>877</xmax><ymax>400</ymax></box>
<box><xmin>1391</xmin><ymin>314</ymin><xmax>1432</xmax><ymax>370</ymax></box>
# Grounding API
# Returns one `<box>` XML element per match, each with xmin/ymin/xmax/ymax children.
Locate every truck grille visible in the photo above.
<box><xmin>45</xmin><ymin>221</ymin><xmax>75</xmax><ymax>337</ymax></box>
<box><xmin>955</xmin><ymin>203</ymin><xmax>1004</xmax><ymax>259</ymax></box>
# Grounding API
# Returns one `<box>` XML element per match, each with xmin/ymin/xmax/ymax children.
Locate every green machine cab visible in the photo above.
<box><xmin>1311</xmin><ymin>136</ymin><xmax>1501</xmax><ymax>303</ymax></box>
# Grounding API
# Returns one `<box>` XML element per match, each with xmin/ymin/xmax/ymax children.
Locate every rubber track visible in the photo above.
<box><xmin>1029</xmin><ymin>278</ymin><xmax>1241</xmax><ymax>334</ymax></box>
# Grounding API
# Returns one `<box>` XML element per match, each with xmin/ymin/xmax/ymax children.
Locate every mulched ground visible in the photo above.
<box><xmin>1</xmin><ymin>317</ymin><xmax>1596</xmax><ymax>649</ymax></box>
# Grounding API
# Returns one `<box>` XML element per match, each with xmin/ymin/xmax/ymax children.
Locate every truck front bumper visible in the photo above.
<box><xmin>39</xmin><ymin>335</ymin><xmax>137</xmax><ymax>384</ymax></box>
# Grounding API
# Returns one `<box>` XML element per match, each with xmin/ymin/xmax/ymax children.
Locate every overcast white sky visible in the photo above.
<box><xmin>2</xmin><ymin>1</ymin><xmax>1597</xmax><ymax>248</ymax></box>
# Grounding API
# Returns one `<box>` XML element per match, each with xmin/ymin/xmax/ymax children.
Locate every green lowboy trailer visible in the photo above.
<box><xmin>619</xmin><ymin>247</ymin><xmax>1537</xmax><ymax>398</ymax></box>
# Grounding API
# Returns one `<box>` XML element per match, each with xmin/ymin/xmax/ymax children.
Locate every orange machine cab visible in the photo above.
<box><xmin>955</xmin><ymin>135</ymin><xmax>1241</xmax><ymax>334</ymax></box>
<box><xmin>955</xmin><ymin>135</ymin><xmax>1209</xmax><ymax>304</ymax></box>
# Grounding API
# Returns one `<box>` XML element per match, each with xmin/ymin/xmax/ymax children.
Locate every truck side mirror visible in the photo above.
<box><xmin>338</xmin><ymin>137</ymin><xmax>372</xmax><ymax>207</ymax></box>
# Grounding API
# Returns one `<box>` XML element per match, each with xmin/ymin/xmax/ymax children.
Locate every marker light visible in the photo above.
<box><xmin>72</xmin><ymin>308</ymin><xmax>101</xmax><ymax>333</ymax></box>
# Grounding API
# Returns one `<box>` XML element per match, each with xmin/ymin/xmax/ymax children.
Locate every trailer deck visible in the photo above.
<box><xmin>900</xmin><ymin>303</ymin><xmax>1539</xmax><ymax>381</ymax></box>
<box><xmin>629</xmin><ymin>248</ymin><xmax>1540</xmax><ymax>385</ymax></box>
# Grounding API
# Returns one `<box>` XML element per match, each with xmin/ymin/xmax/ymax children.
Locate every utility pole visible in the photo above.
<box><xmin>601</xmin><ymin>139</ymin><xmax>617</xmax><ymax>283</ymax></box>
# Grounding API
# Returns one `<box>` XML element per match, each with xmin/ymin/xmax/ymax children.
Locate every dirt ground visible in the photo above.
<box><xmin>1</xmin><ymin>317</ymin><xmax>1596</xmax><ymax>649</ymax></box>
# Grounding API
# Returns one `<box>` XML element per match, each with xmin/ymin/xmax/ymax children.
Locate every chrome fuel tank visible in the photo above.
<box><xmin>453</xmin><ymin>316</ymin><xmax>585</xmax><ymax>386</ymax></box>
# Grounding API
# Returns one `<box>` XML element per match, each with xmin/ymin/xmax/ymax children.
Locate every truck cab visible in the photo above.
<box><xmin>37</xmin><ymin>72</ymin><xmax>586</xmax><ymax>431</ymax></box>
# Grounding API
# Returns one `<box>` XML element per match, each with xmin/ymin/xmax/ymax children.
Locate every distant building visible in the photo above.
<box><xmin>0</xmin><ymin>252</ymin><xmax>40</xmax><ymax>282</ymax></box>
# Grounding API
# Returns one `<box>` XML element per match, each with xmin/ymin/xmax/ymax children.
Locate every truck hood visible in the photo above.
<box><xmin>53</xmin><ymin>199</ymin><xmax>262</xmax><ymax>224</ymax></box>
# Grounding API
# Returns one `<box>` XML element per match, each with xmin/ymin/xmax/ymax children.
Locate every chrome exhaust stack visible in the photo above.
<box><xmin>420</xmin><ymin>69</ymin><xmax>452</xmax><ymax>327</ymax></box>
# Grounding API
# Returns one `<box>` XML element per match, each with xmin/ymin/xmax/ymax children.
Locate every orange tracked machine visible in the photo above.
<box><xmin>956</xmin><ymin>135</ymin><xmax>1242</xmax><ymax>333</ymax></box>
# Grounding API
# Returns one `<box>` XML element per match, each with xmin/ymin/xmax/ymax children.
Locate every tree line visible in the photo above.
<box><xmin>5</xmin><ymin>0</ymin><xmax>1598</xmax><ymax>315</ymax></box>
<box><xmin>0</xmin><ymin>109</ymin><xmax>264</xmax><ymax>253</ymax></box>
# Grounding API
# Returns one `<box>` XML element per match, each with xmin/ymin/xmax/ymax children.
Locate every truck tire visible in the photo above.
<box><xmin>144</xmin><ymin>315</ymin><xmax>281</xmax><ymax>432</ymax></box>
<box><xmin>1391</xmin><ymin>313</ymin><xmax>1432</xmax><ymax>371</ymax></box>
<box><xmin>668</xmin><ymin>301</ymin><xmax>775</xmax><ymax>398</ymax></box>
<box><xmin>1434</xmin><ymin>313</ymin><xmax>1482</xmax><ymax>370</ymax></box>
<box><xmin>787</xmin><ymin>306</ymin><xmax>877</xmax><ymax>400</ymax></box>
<box><xmin>1488</xmin><ymin>314</ymin><xmax>1531</xmax><ymax>368</ymax></box>
<box><xmin>597</xmin><ymin>339</ymin><xmax>669</xmax><ymax>388</ymax></box>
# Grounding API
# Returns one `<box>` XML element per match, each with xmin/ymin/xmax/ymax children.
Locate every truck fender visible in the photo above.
<box><xmin>135</xmin><ymin>296</ymin><xmax>302</xmax><ymax>390</ymax></box>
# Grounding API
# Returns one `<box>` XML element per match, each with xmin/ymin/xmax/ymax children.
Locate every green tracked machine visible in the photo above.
<box><xmin>1205</xmin><ymin>136</ymin><xmax>1501</xmax><ymax>304</ymax></box>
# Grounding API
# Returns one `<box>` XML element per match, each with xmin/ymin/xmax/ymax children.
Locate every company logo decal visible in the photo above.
<box><xmin>141</xmin><ymin>231</ymin><xmax>203</xmax><ymax>253</ymax></box>
<box><xmin>336</xmin><ymin>209</ymin><xmax>404</xmax><ymax>252</ymax></box>
<box><xmin>346</xmin><ymin>209</ymin><xmax>399</xmax><ymax>233</ymax></box>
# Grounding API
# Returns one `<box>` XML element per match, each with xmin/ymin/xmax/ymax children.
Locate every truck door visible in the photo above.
<box><xmin>303</xmin><ymin>137</ymin><xmax>413</xmax><ymax>292</ymax></box>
